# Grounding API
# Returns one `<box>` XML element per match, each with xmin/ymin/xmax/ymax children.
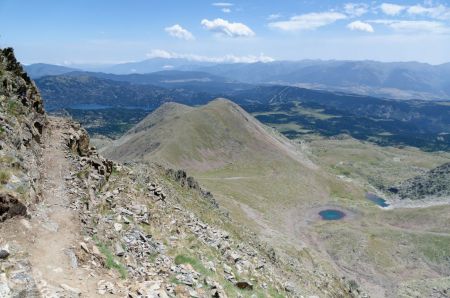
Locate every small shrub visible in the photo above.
<box><xmin>148</xmin><ymin>251</ymin><xmax>158</xmax><ymax>263</ymax></box>
<box><xmin>349</xmin><ymin>279</ymin><xmax>359</xmax><ymax>291</ymax></box>
<box><xmin>76</xmin><ymin>168</ymin><xmax>89</xmax><ymax>179</ymax></box>
<box><xmin>0</xmin><ymin>171</ymin><xmax>10</xmax><ymax>184</ymax></box>
<box><xmin>6</xmin><ymin>99</ymin><xmax>24</xmax><ymax>116</ymax></box>
<box><xmin>16</xmin><ymin>185</ymin><xmax>28</xmax><ymax>195</ymax></box>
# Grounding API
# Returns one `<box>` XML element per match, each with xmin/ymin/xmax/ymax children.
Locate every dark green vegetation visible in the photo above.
<box><xmin>36</xmin><ymin>74</ymin><xmax>216</xmax><ymax>110</ymax></box>
<box><xmin>59</xmin><ymin>70</ymin><xmax>251</xmax><ymax>93</ymax></box>
<box><xmin>243</xmin><ymin>100</ymin><xmax>450</xmax><ymax>151</ymax></box>
<box><xmin>35</xmin><ymin>72</ymin><xmax>450</xmax><ymax>151</ymax></box>
<box><xmin>58</xmin><ymin>108</ymin><xmax>150</xmax><ymax>138</ymax></box>
<box><xmin>233</xmin><ymin>85</ymin><xmax>450</xmax><ymax>151</ymax></box>
<box><xmin>389</xmin><ymin>162</ymin><xmax>450</xmax><ymax>200</ymax></box>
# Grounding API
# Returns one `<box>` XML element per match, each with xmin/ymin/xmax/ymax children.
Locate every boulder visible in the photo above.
<box><xmin>235</xmin><ymin>281</ymin><xmax>253</xmax><ymax>290</ymax></box>
<box><xmin>115</xmin><ymin>242</ymin><xmax>125</xmax><ymax>257</ymax></box>
<box><xmin>0</xmin><ymin>245</ymin><xmax>10</xmax><ymax>259</ymax></box>
<box><xmin>0</xmin><ymin>192</ymin><xmax>27</xmax><ymax>222</ymax></box>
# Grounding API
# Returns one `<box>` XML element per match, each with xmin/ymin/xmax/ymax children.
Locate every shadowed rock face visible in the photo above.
<box><xmin>391</xmin><ymin>162</ymin><xmax>450</xmax><ymax>200</ymax></box>
<box><xmin>1</xmin><ymin>47</ymin><xmax>48</xmax><ymax>208</ymax></box>
<box><xmin>1</xmin><ymin>48</ymin><xmax>44</xmax><ymax>115</ymax></box>
<box><xmin>0</xmin><ymin>193</ymin><xmax>27</xmax><ymax>222</ymax></box>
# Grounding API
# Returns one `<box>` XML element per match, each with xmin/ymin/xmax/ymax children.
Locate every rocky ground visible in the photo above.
<box><xmin>389</xmin><ymin>162</ymin><xmax>450</xmax><ymax>201</ymax></box>
<box><xmin>1</xmin><ymin>114</ymin><xmax>291</xmax><ymax>297</ymax></box>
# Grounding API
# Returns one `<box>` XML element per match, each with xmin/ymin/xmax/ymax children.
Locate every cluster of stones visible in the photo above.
<box><xmin>149</xmin><ymin>182</ymin><xmax>166</xmax><ymax>200</ymax></box>
<box><xmin>62</xmin><ymin>158</ymin><xmax>298</xmax><ymax>297</ymax></box>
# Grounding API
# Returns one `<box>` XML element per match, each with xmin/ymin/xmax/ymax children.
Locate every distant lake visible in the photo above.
<box><xmin>68</xmin><ymin>104</ymin><xmax>154</xmax><ymax>111</ymax></box>
<box><xmin>319</xmin><ymin>209</ymin><xmax>346</xmax><ymax>220</ymax></box>
<box><xmin>366</xmin><ymin>193</ymin><xmax>390</xmax><ymax>208</ymax></box>
<box><xmin>69</xmin><ymin>103</ymin><xmax>112</xmax><ymax>110</ymax></box>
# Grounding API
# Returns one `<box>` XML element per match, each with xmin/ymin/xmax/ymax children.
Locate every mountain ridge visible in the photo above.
<box><xmin>27</xmin><ymin>58</ymin><xmax>450</xmax><ymax>100</ymax></box>
<box><xmin>105</xmin><ymin>98</ymin><xmax>316</xmax><ymax>171</ymax></box>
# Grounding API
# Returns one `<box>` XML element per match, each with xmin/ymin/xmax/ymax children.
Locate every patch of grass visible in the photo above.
<box><xmin>96</xmin><ymin>201</ymin><xmax>113</xmax><ymax>215</ymax></box>
<box><xmin>414</xmin><ymin>234</ymin><xmax>450</xmax><ymax>272</ymax></box>
<box><xmin>222</xmin><ymin>279</ymin><xmax>258</xmax><ymax>297</ymax></box>
<box><xmin>267</xmin><ymin>287</ymin><xmax>285</xmax><ymax>298</ymax></box>
<box><xmin>76</xmin><ymin>167</ymin><xmax>89</xmax><ymax>179</ymax></box>
<box><xmin>174</xmin><ymin>254</ymin><xmax>210</xmax><ymax>276</ymax></box>
<box><xmin>169</xmin><ymin>276</ymin><xmax>183</xmax><ymax>285</ymax></box>
<box><xmin>96</xmin><ymin>242</ymin><xmax>128</xmax><ymax>279</ymax></box>
<box><xmin>336</xmin><ymin>167</ymin><xmax>351</xmax><ymax>177</ymax></box>
<box><xmin>16</xmin><ymin>185</ymin><xmax>28</xmax><ymax>195</ymax></box>
<box><xmin>110</xmin><ymin>166</ymin><xmax>119</xmax><ymax>176</ymax></box>
<box><xmin>0</xmin><ymin>170</ymin><xmax>10</xmax><ymax>184</ymax></box>
<box><xmin>148</xmin><ymin>251</ymin><xmax>158</xmax><ymax>263</ymax></box>
<box><xmin>6</xmin><ymin>99</ymin><xmax>24</xmax><ymax>117</ymax></box>
<box><xmin>0</xmin><ymin>156</ymin><xmax>16</xmax><ymax>166</ymax></box>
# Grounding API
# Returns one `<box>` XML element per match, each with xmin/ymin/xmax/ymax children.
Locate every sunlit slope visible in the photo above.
<box><xmin>104</xmin><ymin>102</ymin><xmax>450</xmax><ymax>297</ymax></box>
<box><xmin>105</xmin><ymin>99</ymin><xmax>363</xmax><ymax>237</ymax></box>
<box><xmin>108</xmin><ymin>98</ymin><xmax>315</xmax><ymax>170</ymax></box>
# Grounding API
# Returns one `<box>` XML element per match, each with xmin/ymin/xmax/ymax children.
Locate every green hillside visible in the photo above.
<box><xmin>104</xmin><ymin>99</ymin><xmax>450</xmax><ymax>296</ymax></box>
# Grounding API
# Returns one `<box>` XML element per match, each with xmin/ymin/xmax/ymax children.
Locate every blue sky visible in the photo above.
<box><xmin>0</xmin><ymin>0</ymin><xmax>449</xmax><ymax>65</ymax></box>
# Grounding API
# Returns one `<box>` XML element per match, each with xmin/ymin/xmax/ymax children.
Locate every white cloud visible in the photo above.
<box><xmin>408</xmin><ymin>4</ymin><xmax>430</xmax><ymax>15</ymax></box>
<box><xmin>146</xmin><ymin>49</ymin><xmax>274</xmax><ymax>63</ymax></box>
<box><xmin>147</xmin><ymin>49</ymin><xmax>174</xmax><ymax>59</ymax></box>
<box><xmin>344</xmin><ymin>3</ymin><xmax>369</xmax><ymax>17</ymax></box>
<box><xmin>371</xmin><ymin>19</ymin><xmax>449</xmax><ymax>34</ymax></box>
<box><xmin>164</xmin><ymin>24</ymin><xmax>195</xmax><ymax>41</ymax></box>
<box><xmin>407</xmin><ymin>4</ymin><xmax>450</xmax><ymax>20</ymax></box>
<box><xmin>212</xmin><ymin>2</ymin><xmax>233</xmax><ymax>7</ymax></box>
<box><xmin>222</xmin><ymin>8</ymin><xmax>231</xmax><ymax>13</ymax></box>
<box><xmin>380</xmin><ymin>3</ymin><xmax>406</xmax><ymax>16</ymax></box>
<box><xmin>268</xmin><ymin>12</ymin><xmax>347</xmax><ymax>31</ymax></box>
<box><xmin>267</xmin><ymin>13</ymin><xmax>282</xmax><ymax>21</ymax></box>
<box><xmin>389</xmin><ymin>20</ymin><xmax>449</xmax><ymax>33</ymax></box>
<box><xmin>347</xmin><ymin>20</ymin><xmax>374</xmax><ymax>32</ymax></box>
<box><xmin>201</xmin><ymin>18</ymin><xmax>255</xmax><ymax>37</ymax></box>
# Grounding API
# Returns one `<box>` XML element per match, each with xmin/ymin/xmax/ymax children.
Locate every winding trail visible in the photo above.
<box><xmin>6</xmin><ymin>118</ymin><xmax>109</xmax><ymax>297</ymax></box>
<box><xmin>27</xmin><ymin>118</ymin><xmax>98</xmax><ymax>296</ymax></box>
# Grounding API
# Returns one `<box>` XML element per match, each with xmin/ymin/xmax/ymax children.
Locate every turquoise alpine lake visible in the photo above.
<box><xmin>366</xmin><ymin>193</ymin><xmax>390</xmax><ymax>207</ymax></box>
<box><xmin>318</xmin><ymin>209</ymin><xmax>346</xmax><ymax>220</ymax></box>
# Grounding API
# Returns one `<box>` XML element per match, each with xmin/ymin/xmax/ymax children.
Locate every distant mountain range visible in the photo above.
<box><xmin>59</xmin><ymin>70</ymin><xmax>251</xmax><ymax>93</ymax></box>
<box><xmin>35</xmin><ymin>74</ymin><xmax>217</xmax><ymax>110</ymax></box>
<box><xmin>24</xmin><ymin>63</ymin><xmax>80</xmax><ymax>78</ymax></box>
<box><xmin>25</xmin><ymin>58</ymin><xmax>450</xmax><ymax>100</ymax></box>
<box><xmin>199</xmin><ymin>60</ymin><xmax>450</xmax><ymax>100</ymax></box>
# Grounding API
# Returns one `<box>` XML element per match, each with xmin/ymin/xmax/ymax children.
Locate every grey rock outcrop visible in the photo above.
<box><xmin>389</xmin><ymin>162</ymin><xmax>450</xmax><ymax>200</ymax></box>
<box><xmin>0</xmin><ymin>47</ymin><xmax>47</xmax><ymax>216</ymax></box>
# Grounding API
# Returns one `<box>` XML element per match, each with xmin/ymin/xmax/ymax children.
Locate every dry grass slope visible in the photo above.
<box><xmin>104</xmin><ymin>99</ymin><xmax>450</xmax><ymax>298</ymax></box>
